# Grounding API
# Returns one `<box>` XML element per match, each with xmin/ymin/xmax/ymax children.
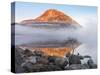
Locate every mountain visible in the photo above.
<box><xmin>20</xmin><ymin>9</ymin><xmax>80</xmax><ymax>26</ymax></box>
<box><xmin>34</xmin><ymin>9</ymin><xmax>79</xmax><ymax>24</ymax></box>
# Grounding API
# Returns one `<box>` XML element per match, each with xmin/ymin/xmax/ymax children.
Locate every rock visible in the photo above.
<box><xmin>22</xmin><ymin>49</ymin><xmax>33</xmax><ymax>57</ymax></box>
<box><xmin>65</xmin><ymin>64</ymin><xmax>88</xmax><ymax>70</ymax></box>
<box><xmin>31</xmin><ymin>64</ymin><xmax>61</xmax><ymax>72</ymax></box>
<box><xmin>21</xmin><ymin>62</ymin><xmax>35</xmax><ymax>72</ymax></box>
<box><xmin>54</xmin><ymin>57</ymin><xmax>68</xmax><ymax>69</ymax></box>
<box><xmin>15</xmin><ymin>47</ymin><xmax>97</xmax><ymax>72</ymax></box>
<box><xmin>69</xmin><ymin>54</ymin><xmax>83</xmax><ymax>65</ymax></box>
<box><xmin>27</xmin><ymin>56</ymin><xmax>37</xmax><ymax>64</ymax></box>
<box><xmin>47</xmin><ymin>56</ymin><xmax>68</xmax><ymax>69</ymax></box>
<box><xmin>83</xmin><ymin>63</ymin><xmax>90</xmax><ymax>69</ymax></box>
<box><xmin>87</xmin><ymin>58</ymin><xmax>97</xmax><ymax>69</ymax></box>
<box><xmin>22</xmin><ymin>62</ymin><xmax>61</xmax><ymax>72</ymax></box>
<box><xmin>36</xmin><ymin>56</ymin><xmax>49</xmax><ymax>64</ymax></box>
<box><xmin>48</xmin><ymin>56</ymin><xmax>57</xmax><ymax>63</ymax></box>
<box><xmin>15</xmin><ymin>48</ymin><xmax>25</xmax><ymax>73</ymax></box>
<box><xmin>45</xmin><ymin>64</ymin><xmax>62</xmax><ymax>71</ymax></box>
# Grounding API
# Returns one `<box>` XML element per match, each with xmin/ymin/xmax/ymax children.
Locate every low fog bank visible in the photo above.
<box><xmin>14</xmin><ymin>16</ymin><xmax>97</xmax><ymax>64</ymax></box>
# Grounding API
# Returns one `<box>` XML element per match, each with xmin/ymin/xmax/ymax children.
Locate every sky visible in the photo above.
<box><xmin>11</xmin><ymin>1</ymin><xmax>97</xmax><ymax>23</ymax></box>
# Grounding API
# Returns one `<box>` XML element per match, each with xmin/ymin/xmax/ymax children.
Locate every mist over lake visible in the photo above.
<box><xmin>15</xmin><ymin>24</ymin><xmax>80</xmax><ymax>45</ymax></box>
<box><xmin>14</xmin><ymin>16</ymin><xmax>97</xmax><ymax>64</ymax></box>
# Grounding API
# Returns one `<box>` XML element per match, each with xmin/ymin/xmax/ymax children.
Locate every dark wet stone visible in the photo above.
<box><xmin>21</xmin><ymin>62</ymin><xmax>35</xmax><ymax>72</ymax></box>
<box><xmin>36</xmin><ymin>56</ymin><xmax>49</xmax><ymax>64</ymax></box>
<box><xmin>54</xmin><ymin>57</ymin><xmax>68</xmax><ymax>69</ymax></box>
<box><xmin>22</xmin><ymin>49</ymin><xmax>33</xmax><ymax>57</ymax></box>
<box><xmin>65</xmin><ymin>64</ymin><xmax>88</xmax><ymax>70</ymax></box>
<box><xmin>69</xmin><ymin>54</ymin><xmax>83</xmax><ymax>65</ymax></box>
<box><xmin>87</xmin><ymin>58</ymin><xmax>97</xmax><ymax>69</ymax></box>
<box><xmin>48</xmin><ymin>56</ymin><xmax>57</xmax><ymax>63</ymax></box>
<box><xmin>83</xmin><ymin>63</ymin><xmax>89</xmax><ymax>69</ymax></box>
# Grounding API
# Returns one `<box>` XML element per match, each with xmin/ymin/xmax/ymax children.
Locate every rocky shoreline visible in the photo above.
<box><xmin>15</xmin><ymin>47</ymin><xmax>97</xmax><ymax>73</ymax></box>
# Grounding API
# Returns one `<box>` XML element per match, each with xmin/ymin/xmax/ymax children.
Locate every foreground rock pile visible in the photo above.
<box><xmin>15</xmin><ymin>47</ymin><xmax>97</xmax><ymax>73</ymax></box>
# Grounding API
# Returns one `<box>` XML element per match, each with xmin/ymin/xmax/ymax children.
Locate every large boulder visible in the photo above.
<box><xmin>54</xmin><ymin>57</ymin><xmax>68</xmax><ymax>69</ymax></box>
<box><xmin>69</xmin><ymin>54</ymin><xmax>83</xmax><ymax>65</ymax></box>
<box><xmin>47</xmin><ymin>56</ymin><xmax>68</xmax><ymax>69</ymax></box>
<box><xmin>22</xmin><ymin>49</ymin><xmax>33</xmax><ymax>58</ymax></box>
<box><xmin>87</xmin><ymin>58</ymin><xmax>97</xmax><ymax>69</ymax></box>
